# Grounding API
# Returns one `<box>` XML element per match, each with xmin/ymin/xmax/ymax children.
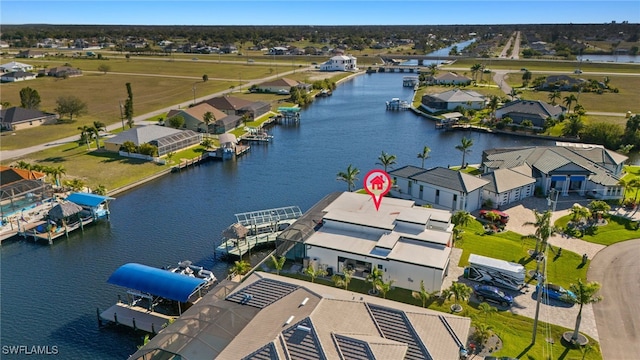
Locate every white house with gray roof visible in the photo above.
<box><xmin>389</xmin><ymin>166</ymin><xmax>489</xmax><ymax>212</ymax></box>
<box><xmin>481</xmin><ymin>167</ymin><xmax>537</xmax><ymax>208</ymax></box>
<box><xmin>495</xmin><ymin>99</ymin><xmax>565</xmax><ymax>128</ymax></box>
<box><xmin>420</xmin><ymin>89</ymin><xmax>486</xmax><ymax>113</ymax></box>
<box><xmin>482</xmin><ymin>143</ymin><xmax>627</xmax><ymax>200</ymax></box>
<box><xmin>302</xmin><ymin>192</ymin><xmax>454</xmax><ymax>294</ymax></box>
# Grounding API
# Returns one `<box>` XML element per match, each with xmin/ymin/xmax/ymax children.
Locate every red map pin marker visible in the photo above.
<box><xmin>364</xmin><ymin>169</ymin><xmax>392</xmax><ymax>211</ymax></box>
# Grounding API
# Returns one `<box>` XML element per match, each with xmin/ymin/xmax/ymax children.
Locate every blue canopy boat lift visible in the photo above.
<box><xmin>99</xmin><ymin>263</ymin><xmax>208</xmax><ymax>333</ymax></box>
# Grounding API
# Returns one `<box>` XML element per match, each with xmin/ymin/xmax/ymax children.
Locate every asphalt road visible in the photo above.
<box><xmin>588</xmin><ymin>239</ymin><xmax>640</xmax><ymax>360</ymax></box>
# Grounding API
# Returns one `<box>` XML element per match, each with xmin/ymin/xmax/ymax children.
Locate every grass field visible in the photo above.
<box><xmin>443</xmin><ymin>58</ymin><xmax>640</xmax><ymax>74</ymax></box>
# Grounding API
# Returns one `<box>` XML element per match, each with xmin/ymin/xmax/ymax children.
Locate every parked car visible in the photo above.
<box><xmin>473</xmin><ymin>285</ymin><xmax>514</xmax><ymax>307</ymax></box>
<box><xmin>574</xmin><ymin>69</ymin><xmax>583</xmax><ymax>74</ymax></box>
<box><xmin>479</xmin><ymin>209</ymin><xmax>509</xmax><ymax>224</ymax></box>
<box><xmin>535</xmin><ymin>283</ymin><xmax>577</xmax><ymax>303</ymax></box>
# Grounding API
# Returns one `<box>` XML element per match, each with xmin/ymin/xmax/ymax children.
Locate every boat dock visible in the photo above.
<box><xmin>99</xmin><ymin>302</ymin><xmax>173</xmax><ymax>334</ymax></box>
<box><xmin>215</xmin><ymin>205</ymin><xmax>303</xmax><ymax>259</ymax></box>
<box><xmin>386</xmin><ymin>98</ymin><xmax>411</xmax><ymax>111</ymax></box>
<box><xmin>20</xmin><ymin>216</ymin><xmax>94</xmax><ymax>244</ymax></box>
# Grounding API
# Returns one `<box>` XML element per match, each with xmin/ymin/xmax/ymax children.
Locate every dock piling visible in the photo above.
<box><xmin>133</xmin><ymin>318</ymin><xmax>137</xmax><ymax>331</ymax></box>
<box><xmin>114</xmin><ymin>312</ymin><xmax>118</xmax><ymax>325</ymax></box>
<box><xmin>97</xmin><ymin>307</ymin><xmax>102</xmax><ymax>327</ymax></box>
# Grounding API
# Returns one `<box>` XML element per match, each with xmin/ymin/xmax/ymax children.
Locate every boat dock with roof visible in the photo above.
<box><xmin>19</xmin><ymin>193</ymin><xmax>114</xmax><ymax>244</ymax></box>
<box><xmin>215</xmin><ymin>206</ymin><xmax>303</xmax><ymax>259</ymax></box>
<box><xmin>99</xmin><ymin>262</ymin><xmax>212</xmax><ymax>333</ymax></box>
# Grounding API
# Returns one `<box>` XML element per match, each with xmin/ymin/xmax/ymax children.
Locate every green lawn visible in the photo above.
<box><xmin>457</xmin><ymin>220</ymin><xmax>589</xmax><ymax>289</ymax></box>
<box><xmin>555</xmin><ymin>214</ymin><xmax>640</xmax><ymax>246</ymax></box>
<box><xmin>279</xmin><ymin>270</ymin><xmax>601</xmax><ymax>360</ymax></box>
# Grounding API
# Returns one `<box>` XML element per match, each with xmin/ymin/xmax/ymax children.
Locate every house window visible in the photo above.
<box><xmin>419</xmin><ymin>185</ymin><xmax>424</xmax><ymax>199</ymax></box>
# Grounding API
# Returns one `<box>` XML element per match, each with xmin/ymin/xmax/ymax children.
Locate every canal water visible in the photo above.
<box><xmin>1</xmin><ymin>72</ymin><xmax>559</xmax><ymax>359</ymax></box>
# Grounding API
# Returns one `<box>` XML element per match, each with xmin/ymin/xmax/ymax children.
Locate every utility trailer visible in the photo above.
<box><xmin>464</xmin><ymin>254</ymin><xmax>526</xmax><ymax>290</ymax></box>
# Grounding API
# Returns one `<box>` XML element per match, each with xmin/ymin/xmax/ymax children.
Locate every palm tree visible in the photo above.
<box><xmin>524</xmin><ymin>209</ymin><xmax>555</xmax><ymax>256</ymax></box>
<box><xmin>376</xmin><ymin>151</ymin><xmax>397</xmax><ymax>172</ymax></box>
<box><xmin>78</xmin><ymin>125</ymin><xmax>94</xmax><ymax>150</ymax></box>
<box><xmin>562</xmin><ymin>115</ymin><xmax>584</xmax><ymax>138</ymax></box>
<box><xmin>336</xmin><ymin>164</ymin><xmax>360</xmax><ymax>192</ymax></box>
<box><xmin>366</xmin><ymin>267</ymin><xmax>384</xmax><ymax>295</ymax></box>
<box><xmin>230</xmin><ymin>260</ymin><xmax>251</xmax><ymax>277</ymax></box>
<box><xmin>588</xmin><ymin>200</ymin><xmax>611</xmax><ymax>220</ymax></box>
<box><xmin>427</xmin><ymin>63</ymin><xmax>438</xmax><ymax>77</ymax></box>
<box><xmin>473</xmin><ymin>323</ymin><xmax>494</xmax><ymax>348</ymax></box>
<box><xmin>375</xmin><ymin>279</ymin><xmax>395</xmax><ymax>299</ymax></box>
<box><xmin>93</xmin><ymin>185</ymin><xmax>107</xmax><ymax>195</ymax></box>
<box><xmin>487</xmin><ymin>95</ymin><xmax>499</xmax><ymax>119</ymax></box>
<box><xmin>49</xmin><ymin>165</ymin><xmax>66</xmax><ymax>187</ymax></box>
<box><xmin>417</xmin><ymin>146</ymin><xmax>431</xmax><ymax>169</ymax></box>
<box><xmin>14</xmin><ymin>161</ymin><xmax>32</xmax><ymax>170</ymax></box>
<box><xmin>304</xmin><ymin>265</ymin><xmax>327</xmax><ymax>283</ymax></box>
<box><xmin>202</xmin><ymin>111</ymin><xmax>214</xmax><ymax>137</ymax></box>
<box><xmin>569</xmin><ymin>279</ymin><xmax>603</xmax><ymax>343</ymax></box>
<box><xmin>521</xmin><ymin>70</ymin><xmax>532</xmax><ymax>87</ymax></box>
<box><xmin>563</xmin><ymin>94</ymin><xmax>578</xmax><ymax>113</ymax></box>
<box><xmin>332</xmin><ymin>269</ymin><xmax>354</xmax><ymax>290</ymax></box>
<box><xmin>569</xmin><ymin>204</ymin><xmax>591</xmax><ymax>224</ymax></box>
<box><xmin>548</xmin><ymin>90</ymin><xmax>561</xmax><ymax>105</ymax></box>
<box><xmin>470</xmin><ymin>63</ymin><xmax>482</xmax><ymax>82</ymax></box>
<box><xmin>64</xmin><ymin>178</ymin><xmax>86</xmax><ymax>192</ymax></box>
<box><xmin>477</xmin><ymin>302</ymin><xmax>497</xmax><ymax>321</ymax></box>
<box><xmin>451</xmin><ymin>210</ymin><xmax>472</xmax><ymax>228</ymax></box>
<box><xmin>270</xmin><ymin>254</ymin><xmax>286</xmax><ymax>275</ymax></box>
<box><xmin>447</xmin><ymin>281</ymin><xmax>472</xmax><ymax>311</ymax></box>
<box><xmin>412</xmin><ymin>280</ymin><xmax>436</xmax><ymax>308</ymax></box>
<box><xmin>455</xmin><ymin>137</ymin><xmax>473</xmax><ymax>168</ymax></box>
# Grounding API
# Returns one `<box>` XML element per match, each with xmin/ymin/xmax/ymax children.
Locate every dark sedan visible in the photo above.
<box><xmin>473</xmin><ymin>285</ymin><xmax>514</xmax><ymax>307</ymax></box>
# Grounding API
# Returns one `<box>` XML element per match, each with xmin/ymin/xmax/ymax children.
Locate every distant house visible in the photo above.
<box><xmin>203</xmin><ymin>96</ymin><xmax>270</xmax><ymax>120</ymax></box>
<box><xmin>103</xmin><ymin>126</ymin><xmax>201</xmax><ymax>156</ymax></box>
<box><xmin>495</xmin><ymin>100</ymin><xmax>565</xmax><ymax>128</ymax></box>
<box><xmin>428</xmin><ymin>72</ymin><xmax>472</xmax><ymax>85</ymax></box>
<box><xmin>268</xmin><ymin>46</ymin><xmax>289</xmax><ymax>55</ymax></box>
<box><xmin>16</xmin><ymin>50</ymin><xmax>45</xmax><ymax>58</ymax></box>
<box><xmin>389</xmin><ymin>166</ymin><xmax>489</xmax><ymax>212</ymax></box>
<box><xmin>255</xmin><ymin>78</ymin><xmax>310</xmax><ymax>94</ymax></box>
<box><xmin>538</xmin><ymin>75</ymin><xmax>586</xmax><ymax>91</ymax></box>
<box><xmin>482</xmin><ymin>144</ymin><xmax>627</xmax><ymax>200</ymax></box>
<box><xmin>420</xmin><ymin>89</ymin><xmax>486</xmax><ymax>112</ymax></box>
<box><xmin>166</xmin><ymin>103</ymin><xmax>231</xmax><ymax>134</ymax></box>
<box><xmin>0</xmin><ymin>61</ymin><xmax>33</xmax><ymax>73</ymax></box>
<box><xmin>0</xmin><ymin>107</ymin><xmax>58</xmax><ymax>131</ymax></box>
<box><xmin>320</xmin><ymin>55</ymin><xmax>358</xmax><ymax>71</ymax></box>
<box><xmin>0</xmin><ymin>71</ymin><xmax>37</xmax><ymax>83</ymax></box>
<box><xmin>45</xmin><ymin>66</ymin><xmax>83</xmax><ymax>78</ymax></box>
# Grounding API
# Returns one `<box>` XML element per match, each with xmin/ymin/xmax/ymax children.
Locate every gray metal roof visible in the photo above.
<box><xmin>426</xmin><ymin>89</ymin><xmax>484</xmax><ymax>103</ymax></box>
<box><xmin>497</xmin><ymin>100</ymin><xmax>564</xmax><ymax>118</ymax></box>
<box><xmin>389</xmin><ymin>165</ymin><xmax>427</xmax><ymax>179</ymax></box>
<box><xmin>411</xmin><ymin>167</ymin><xmax>488</xmax><ymax>193</ymax></box>
<box><xmin>105</xmin><ymin>125</ymin><xmax>184</xmax><ymax>146</ymax></box>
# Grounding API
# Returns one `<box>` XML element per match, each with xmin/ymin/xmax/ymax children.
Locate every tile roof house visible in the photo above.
<box><xmin>129</xmin><ymin>272</ymin><xmax>470</xmax><ymax>360</ymax></box>
<box><xmin>166</xmin><ymin>103</ymin><xmax>234</xmax><ymax>134</ymax></box>
<box><xmin>0</xmin><ymin>165</ymin><xmax>47</xmax><ymax>185</ymax></box>
<box><xmin>538</xmin><ymin>75</ymin><xmax>586</xmax><ymax>91</ymax></box>
<box><xmin>482</xmin><ymin>144</ymin><xmax>627</xmax><ymax>200</ymax></box>
<box><xmin>389</xmin><ymin>166</ymin><xmax>489</xmax><ymax>212</ymax></box>
<box><xmin>255</xmin><ymin>77</ymin><xmax>310</xmax><ymax>94</ymax></box>
<box><xmin>480</xmin><ymin>168</ymin><xmax>537</xmax><ymax>208</ymax></box>
<box><xmin>0</xmin><ymin>61</ymin><xmax>34</xmax><ymax>73</ymax></box>
<box><xmin>420</xmin><ymin>89</ymin><xmax>486</xmax><ymax>113</ymax></box>
<box><xmin>203</xmin><ymin>95</ymin><xmax>270</xmax><ymax>120</ymax></box>
<box><xmin>0</xmin><ymin>71</ymin><xmax>37</xmax><ymax>83</ymax></box>
<box><xmin>45</xmin><ymin>66</ymin><xmax>83</xmax><ymax>78</ymax></box>
<box><xmin>0</xmin><ymin>107</ymin><xmax>58</xmax><ymax>131</ymax></box>
<box><xmin>495</xmin><ymin>99</ymin><xmax>565</xmax><ymax>128</ymax></box>
<box><xmin>428</xmin><ymin>72</ymin><xmax>472</xmax><ymax>85</ymax></box>
<box><xmin>16</xmin><ymin>50</ymin><xmax>45</xmax><ymax>58</ymax></box>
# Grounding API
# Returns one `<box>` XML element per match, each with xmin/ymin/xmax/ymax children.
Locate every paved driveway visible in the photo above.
<box><xmin>589</xmin><ymin>239</ymin><xmax>640</xmax><ymax>360</ymax></box>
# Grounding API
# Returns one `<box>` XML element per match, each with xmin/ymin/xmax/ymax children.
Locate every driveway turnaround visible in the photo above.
<box><xmin>589</xmin><ymin>239</ymin><xmax>640</xmax><ymax>360</ymax></box>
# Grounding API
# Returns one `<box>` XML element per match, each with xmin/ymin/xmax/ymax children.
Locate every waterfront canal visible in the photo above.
<box><xmin>1</xmin><ymin>72</ymin><xmax>560</xmax><ymax>359</ymax></box>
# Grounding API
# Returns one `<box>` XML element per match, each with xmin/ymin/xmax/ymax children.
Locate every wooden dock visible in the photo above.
<box><xmin>20</xmin><ymin>217</ymin><xmax>94</xmax><ymax>245</ymax></box>
<box><xmin>99</xmin><ymin>302</ymin><xmax>173</xmax><ymax>334</ymax></box>
<box><xmin>215</xmin><ymin>232</ymin><xmax>281</xmax><ymax>258</ymax></box>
